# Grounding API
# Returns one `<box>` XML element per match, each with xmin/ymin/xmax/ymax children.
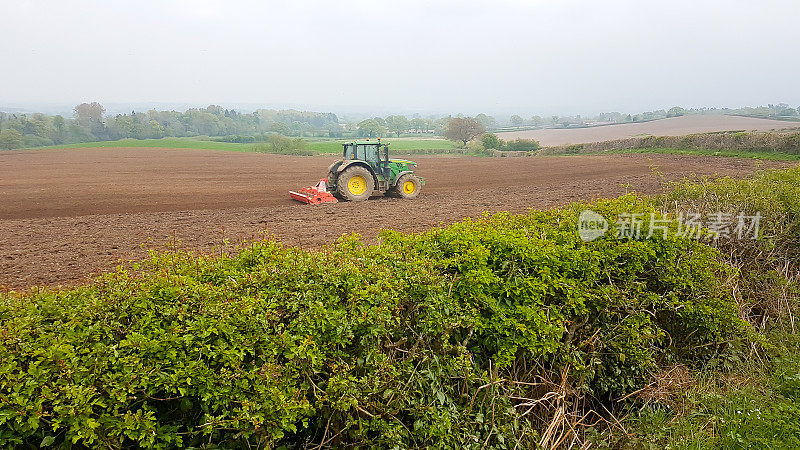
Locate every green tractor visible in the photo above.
<box><xmin>326</xmin><ymin>139</ymin><xmax>424</xmax><ymax>202</ymax></box>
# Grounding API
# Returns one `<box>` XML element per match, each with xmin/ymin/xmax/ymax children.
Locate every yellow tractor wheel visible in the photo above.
<box><xmin>348</xmin><ymin>175</ymin><xmax>368</xmax><ymax>196</ymax></box>
<box><xmin>336</xmin><ymin>166</ymin><xmax>374</xmax><ymax>201</ymax></box>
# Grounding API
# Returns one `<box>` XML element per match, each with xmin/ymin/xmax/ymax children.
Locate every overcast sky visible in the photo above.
<box><xmin>2</xmin><ymin>0</ymin><xmax>799</xmax><ymax>116</ymax></box>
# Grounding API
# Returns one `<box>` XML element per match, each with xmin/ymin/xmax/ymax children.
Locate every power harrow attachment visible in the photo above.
<box><xmin>289</xmin><ymin>179</ymin><xmax>338</xmax><ymax>204</ymax></box>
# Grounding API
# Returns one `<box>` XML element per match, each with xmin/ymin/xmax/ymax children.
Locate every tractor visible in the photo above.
<box><xmin>290</xmin><ymin>139</ymin><xmax>424</xmax><ymax>204</ymax></box>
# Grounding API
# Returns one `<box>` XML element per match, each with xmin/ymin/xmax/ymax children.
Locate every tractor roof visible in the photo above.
<box><xmin>345</xmin><ymin>140</ymin><xmax>385</xmax><ymax>146</ymax></box>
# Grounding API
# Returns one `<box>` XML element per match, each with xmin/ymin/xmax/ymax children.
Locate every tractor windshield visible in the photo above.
<box><xmin>342</xmin><ymin>143</ymin><xmax>369</xmax><ymax>160</ymax></box>
<box><xmin>356</xmin><ymin>144</ymin><xmax>369</xmax><ymax>161</ymax></box>
<box><xmin>343</xmin><ymin>143</ymin><xmax>383</xmax><ymax>163</ymax></box>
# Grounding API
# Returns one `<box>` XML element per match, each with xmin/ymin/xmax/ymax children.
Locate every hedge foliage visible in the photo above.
<box><xmin>614</xmin><ymin>166</ymin><xmax>800</xmax><ymax>448</ymax></box>
<box><xmin>660</xmin><ymin>166</ymin><xmax>800</xmax><ymax>329</ymax></box>
<box><xmin>541</xmin><ymin>131</ymin><xmax>800</xmax><ymax>156</ymax></box>
<box><xmin>0</xmin><ymin>195</ymin><xmax>753</xmax><ymax>447</ymax></box>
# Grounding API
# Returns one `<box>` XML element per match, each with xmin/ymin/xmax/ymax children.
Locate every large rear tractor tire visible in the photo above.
<box><xmin>394</xmin><ymin>174</ymin><xmax>421</xmax><ymax>199</ymax></box>
<box><xmin>336</xmin><ymin>166</ymin><xmax>374</xmax><ymax>201</ymax></box>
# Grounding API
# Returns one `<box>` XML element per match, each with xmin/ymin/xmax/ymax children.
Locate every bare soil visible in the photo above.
<box><xmin>0</xmin><ymin>147</ymin><xmax>791</xmax><ymax>290</ymax></box>
<box><xmin>497</xmin><ymin>115</ymin><xmax>800</xmax><ymax>147</ymax></box>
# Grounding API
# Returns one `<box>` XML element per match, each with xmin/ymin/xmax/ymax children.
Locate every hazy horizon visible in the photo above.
<box><xmin>2</xmin><ymin>0</ymin><xmax>799</xmax><ymax>117</ymax></box>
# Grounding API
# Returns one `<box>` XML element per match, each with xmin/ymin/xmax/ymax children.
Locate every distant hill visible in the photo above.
<box><xmin>497</xmin><ymin>115</ymin><xmax>800</xmax><ymax>147</ymax></box>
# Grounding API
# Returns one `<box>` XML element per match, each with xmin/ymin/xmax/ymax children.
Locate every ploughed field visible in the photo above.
<box><xmin>497</xmin><ymin>115</ymin><xmax>800</xmax><ymax>146</ymax></box>
<box><xmin>0</xmin><ymin>147</ymin><xmax>790</xmax><ymax>289</ymax></box>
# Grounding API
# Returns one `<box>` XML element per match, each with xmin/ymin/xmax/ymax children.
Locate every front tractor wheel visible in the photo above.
<box><xmin>395</xmin><ymin>174</ymin><xmax>421</xmax><ymax>199</ymax></box>
<box><xmin>336</xmin><ymin>166</ymin><xmax>374</xmax><ymax>201</ymax></box>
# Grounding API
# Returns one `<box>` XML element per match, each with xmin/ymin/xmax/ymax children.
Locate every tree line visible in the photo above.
<box><xmin>0</xmin><ymin>103</ymin><xmax>461</xmax><ymax>149</ymax></box>
<box><xmin>2</xmin><ymin>102</ymin><xmax>798</xmax><ymax>150</ymax></box>
<box><xmin>0</xmin><ymin>103</ymin><xmax>345</xmax><ymax>149</ymax></box>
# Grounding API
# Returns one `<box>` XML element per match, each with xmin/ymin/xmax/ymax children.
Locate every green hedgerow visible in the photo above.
<box><xmin>0</xmin><ymin>196</ymin><xmax>750</xmax><ymax>448</ymax></box>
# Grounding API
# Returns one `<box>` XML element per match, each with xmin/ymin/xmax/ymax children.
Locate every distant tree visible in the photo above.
<box><xmin>0</xmin><ymin>129</ymin><xmax>23</xmax><ymax>149</ymax></box>
<box><xmin>268</xmin><ymin>121</ymin><xmax>290</xmax><ymax>135</ymax></box>
<box><xmin>342</xmin><ymin>121</ymin><xmax>359</xmax><ymax>132</ymax></box>
<box><xmin>67</xmin><ymin>122</ymin><xmax>96</xmax><ymax>142</ymax></box>
<box><xmin>551</xmin><ymin>116</ymin><xmax>559</xmax><ymax>125</ymax></box>
<box><xmin>530</xmin><ymin>115</ymin><xmax>545</xmax><ymax>126</ymax></box>
<box><xmin>147</xmin><ymin>120</ymin><xmax>166</xmax><ymax>139</ymax></box>
<box><xmin>444</xmin><ymin>117</ymin><xmax>485</xmax><ymax>147</ymax></box>
<box><xmin>49</xmin><ymin>115</ymin><xmax>66</xmax><ymax>144</ymax></box>
<box><xmin>431</xmin><ymin>117</ymin><xmax>448</xmax><ymax>135</ymax></box>
<box><xmin>28</xmin><ymin>113</ymin><xmax>51</xmax><ymax>138</ymax></box>
<box><xmin>410</xmin><ymin>118</ymin><xmax>427</xmax><ymax>133</ymax></box>
<box><xmin>206</xmin><ymin>105</ymin><xmax>224</xmax><ymax>115</ymax></box>
<box><xmin>52</xmin><ymin>115</ymin><xmax>65</xmax><ymax>132</ymax></box>
<box><xmin>667</xmin><ymin>106</ymin><xmax>686</xmax><ymax>117</ymax></box>
<box><xmin>323</xmin><ymin>123</ymin><xmax>343</xmax><ymax>138</ymax></box>
<box><xmin>480</xmin><ymin>132</ymin><xmax>503</xmax><ymax>150</ymax></box>
<box><xmin>357</xmin><ymin>119</ymin><xmax>386</xmax><ymax>138</ymax></box>
<box><xmin>74</xmin><ymin>102</ymin><xmax>105</xmax><ymax>124</ymax></box>
<box><xmin>509</xmin><ymin>115</ymin><xmax>525</xmax><ymax>127</ymax></box>
<box><xmin>74</xmin><ymin>102</ymin><xmax>106</xmax><ymax>138</ymax></box>
<box><xmin>185</xmin><ymin>109</ymin><xmax>222</xmax><ymax>135</ymax></box>
<box><xmin>385</xmin><ymin>115</ymin><xmax>410</xmax><ymax>137</ymax></box>
<box><xmin>474</xmin><ymin>113</ymin><xmax>496</xmax><ymax>130</ymax></box>
<box><xmin>289</xmin><ymin>121</ymin><xmax>314</xmax><ymax>137</ymax></box>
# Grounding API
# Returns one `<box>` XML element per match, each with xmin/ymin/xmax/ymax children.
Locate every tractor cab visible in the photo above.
<box><xmin>342</xmin><ymin>139</ymin><xmax>390</xmax><ymax>180</ymax></box>
<box><xmin>342</xmin><ymin>139</ymin><xmax>388</xmax><ymax>162</ymax></box>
